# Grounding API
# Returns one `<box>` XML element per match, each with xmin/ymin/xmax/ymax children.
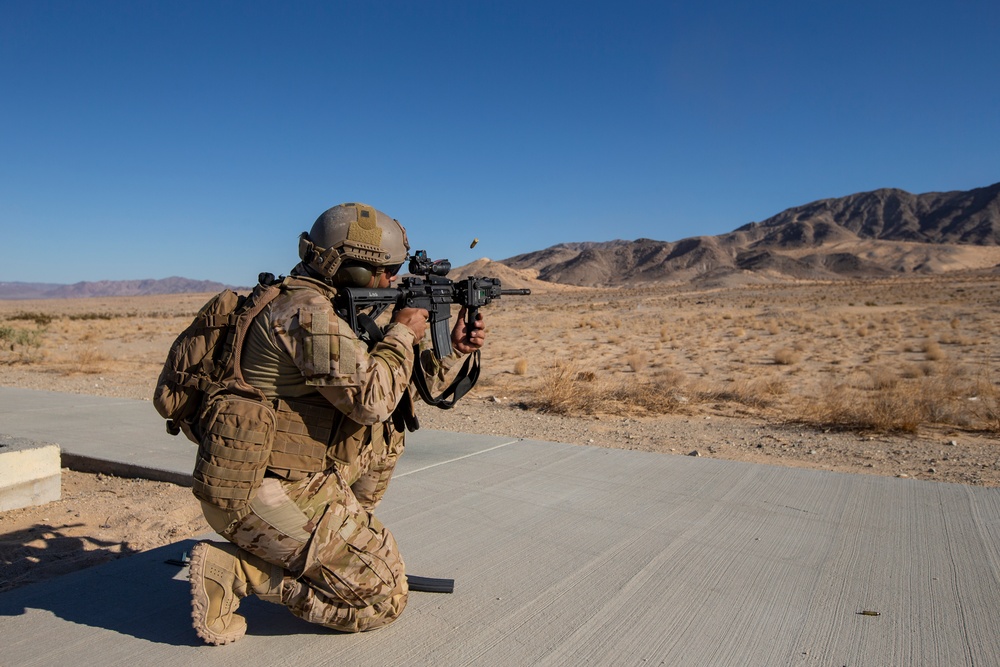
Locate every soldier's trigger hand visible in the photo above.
<box><xmin>392</xmin><ymin>307</ymin><xmax>429</xmax><ymax>340</ymax></box>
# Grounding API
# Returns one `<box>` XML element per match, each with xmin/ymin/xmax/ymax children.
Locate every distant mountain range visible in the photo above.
<box><xmin>0</xmin><ymin>277</ymin><xmax>237</xmax><ymax>300</ymax></box>
<box><xmin>501</xmin><ymin>182</ymin><xmax>1000</xmax><ymax>286</ymax></box>
<box><xmin>4</xmin><ymin>182</ymin><xmax>999</xmax><ymax>298</ymax></box>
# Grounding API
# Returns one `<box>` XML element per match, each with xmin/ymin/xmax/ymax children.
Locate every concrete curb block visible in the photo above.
<box><xmin>0</xmin><ymin>435</ymin><xmax>61</xmax><ymax>511</ymax></box>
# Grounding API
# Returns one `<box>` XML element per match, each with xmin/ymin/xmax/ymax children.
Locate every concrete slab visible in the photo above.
<box><xmin>0</xmin><ymin>435</ymin><xmax>60</xmax><ymax>511</ymax></box>
<box><xmin>1</xmin><ymin>387</ymin><xmax>999</xmax><ymax>665</ymax></box>
<box><xmin>0</xmin><ymin>387</ymin><xmax>193</xmax><ymax>484</ymax></box>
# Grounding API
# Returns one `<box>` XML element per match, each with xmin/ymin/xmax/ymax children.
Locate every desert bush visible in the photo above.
<box><xmin>860</xmin><ymin>365</ymin><xmax>898</xmax><ymax>390</ymax></box>
<box><xmin>9</xmin><ymin>311</ymin><xmax>55</xmax><ymax>326</ymax></box>
<box><xmin>938</xmin><ymin>333</ymin><xmax>971</xmax><ymax>346</ymax></box>
<box><xmin>70</xmin><ymin>347</ymin><xmax>110</xmax><ymax>374</ymax></box>
<box><xmin>513</xmin><ymin>358</ymin><xmax>529</xmax><ymax>375</ymax></box>
<box><xmin>773</xmin><ymin>348</ymin><xmax>801</xmax><ymax>365</ymax></box>
<box><xmin>802</xmin><ymin>366</ymin><xmax>1000</xmax><ymax>434</ymax></box>
<box><xmin>969</xmin><ymin>377</ymin><xmax>1000</xmax><ymax>431</ymax></box>
<box><xmin>699</xmin><ymin>377</ymin><xmax>780</xmax><ymax>410</ymax></box>
<box><xmin>528</xmin><ymin>361</ymin><xmax>692</xmax><ymax>416</ymax></box>
<box><xmin>531</xmin><ymin>363</ymin><xmax>594</xmax><ymax>414</ymax></box>
<box><xmin>0</xmin><ymin>325</ymin><xmax>45</xmax><ymax>364</ymax></box>
<box><xmin>608</xmin><ymin>371</ymin><xmax>688</xmax><ymax>413</ymax></box>
<box><xmin>922</xmin><ymin>339</ymin><xmax>946</xmax><ymax>361</ymax></box>
<box><xmin>0</xmin><ymin>326</ymin><xmax>43</xmax><ymax>349</ymax></box>
<box><xmin>807</xmin><ymin>382</ymin><xmax>924</xmax><ymax>433</ymax></box>
<box><xmin>625</xmin><ymin>350</ymin><xmax>649</xmax><ymax>373</ymax></box>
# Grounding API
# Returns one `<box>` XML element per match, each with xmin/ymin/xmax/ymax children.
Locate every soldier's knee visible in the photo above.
<box><xmin>344</xmin><ymin>589</ymin><xmax>409</xmax><ymax>632</ymax></box>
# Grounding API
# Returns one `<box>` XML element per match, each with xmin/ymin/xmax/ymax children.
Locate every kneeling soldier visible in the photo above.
<box><xmin>186</xmin><ymin>202</ymin><xmax>485</xmax><ymax>644</ymax></box>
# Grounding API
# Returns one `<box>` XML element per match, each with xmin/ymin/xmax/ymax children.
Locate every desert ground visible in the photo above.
<box><xmin>1</xmin><ymin>272</ymin><xmax>998</xmax><ymax>591</ymax></box>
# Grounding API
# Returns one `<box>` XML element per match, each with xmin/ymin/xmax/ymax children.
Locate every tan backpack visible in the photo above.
<box><xmin>153</xmin><ymin>276</ymin><xmax>285</xmax><ymax>510</ymax></box>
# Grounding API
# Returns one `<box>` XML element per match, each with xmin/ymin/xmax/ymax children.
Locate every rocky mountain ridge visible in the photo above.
<box><xmin>502</xmin><ymin>182</ymin><xmax>1000</xmax><ymax>286</ymax></box>
<box><xmin>0</xmin><ymin>277</ymin><xmax>237</xmax><ymax>300</ymax></box>
<box><xmin>5</xmin><ymin>182</ymin><xmax>998</xmax><ymax>297</ymax></box>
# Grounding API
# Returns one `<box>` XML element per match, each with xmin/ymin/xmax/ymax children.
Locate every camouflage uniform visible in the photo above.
<box><xmin>199</xmin><ymin>274</ymin><xmax>461</xmax><ymax>632</ymax></box>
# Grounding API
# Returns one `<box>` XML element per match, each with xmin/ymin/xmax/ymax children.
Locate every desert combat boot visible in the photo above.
<box><xmin>189</xmin><ymin>539</ymin><xmax>287</xmax><ymax>645</ymax></box>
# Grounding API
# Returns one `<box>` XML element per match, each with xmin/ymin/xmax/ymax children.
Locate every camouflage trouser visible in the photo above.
<box><xmin>202</xmin><ymin>431</ymin><xmax>407</xmax><ymax>632</ymax></box>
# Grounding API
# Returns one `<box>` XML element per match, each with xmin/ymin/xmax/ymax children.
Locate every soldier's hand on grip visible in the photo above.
<box><xmin>451</xmin><ymin>307</ymin><xmax>486</xmax><ymax>355</ymax></box>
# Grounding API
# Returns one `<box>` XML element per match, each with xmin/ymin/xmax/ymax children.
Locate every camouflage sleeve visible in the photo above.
<box><xmin>270</xmin><ymin>290</ymin><xmax>416</xmax><ymax>425</ymax></box>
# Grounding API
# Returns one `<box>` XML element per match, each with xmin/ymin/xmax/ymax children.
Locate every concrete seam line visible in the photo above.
<box><xmin>394</xmin><ymin>439</ymin><xmax>522</xmax><ymax>478</ymax></box>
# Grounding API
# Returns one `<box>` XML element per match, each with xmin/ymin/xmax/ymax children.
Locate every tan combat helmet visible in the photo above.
<box><xmin>298</xmin><ymin>202</ymin><xmax>410</xmax><ymax>287</ymax></box>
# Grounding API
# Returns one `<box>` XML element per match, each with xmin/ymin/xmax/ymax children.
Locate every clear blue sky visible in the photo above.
<box><xmin>2</xmin><ymin>1</ymin><xmax>998</xmax><ymax>286</ymax></box>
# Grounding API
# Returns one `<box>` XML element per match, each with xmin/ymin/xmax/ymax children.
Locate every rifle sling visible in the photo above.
<box><xmin>356</xmin><ymin>312</ymin><xmax>384</xmax><ymax>348</ymax></box>
<box><xmin>411</xmin><ymin>348</ymin><xmax>480</xmax><ymax>410</ymax></box>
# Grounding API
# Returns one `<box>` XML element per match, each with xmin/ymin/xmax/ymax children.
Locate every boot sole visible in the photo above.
<box><xmin>189</xmin><ymin>541</ymin><xmax>246</xmax><ymax>646</ymax></box>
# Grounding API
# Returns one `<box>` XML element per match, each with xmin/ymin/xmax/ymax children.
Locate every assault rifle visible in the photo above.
<box><xmin>334</xmin><ymin>250</ymin><xmax>530</xmax><ymax>360</ymax></box>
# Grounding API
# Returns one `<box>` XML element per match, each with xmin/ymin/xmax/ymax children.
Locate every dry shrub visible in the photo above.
<box><xmin>698</xmin><ymin>373</ymin><xmax>787</xmax><ymax>409</ymax></box>
<box><xmin>531</xmin><ymin>362</ymin><xmax>603</xmax><ymax>414</ymax></box>
<box><xmin>969</xmin><ymin>376</ymin><xmax>1000</xmax><ymax>431</ymax></box>
<box><xmin>938</xmin><ymin>333</ymin><xmax>971</xmax><ymax>346</ymax></box>
<box><xmin>919</xmin><ymin>366</ymin><xmax>1000</xmax><ymax>431</ymax></box>
<box><xmin>71</xmin><ymin>347</ymin><xmax>110</xmax><ymax>374</ymax></box>
<box><xmin>808</xmin><ymin>382</ymin><xmax>924</xmax><ymax>432</ymax></box>
<box><xmin>773</xmin><ymin>348</ymin><xmax>801</xmax><ymax>365</ymax></box>
<box><xmin>0</xmin><ymin>326</ymin><xmax>43</xmax><ymax>350</ymax></box>
<box><xmin>864</xmin><ymin>366</ymin><xmax>899</xmax><ymax>390</ymax></box>
<box><xmin>9</xmin><ymin>312</ymin><xmax>55</xmax><ymax>326</ymax></box>
<box><xmin>608</xmin><ymin>369</ymin><xmax>688</xmax><ymax>413</ymax></box>
<box><xmin>804</xmin><ymin>365</ymin><xmax>1000</xmax><ymax>433</ymax></box>
<box><xmin>0</xmin><ymin>325</ymin><xmax>45</xmax><ymax>364</ymax></box>
<box><xmin>922</xmin><ymin>339</ymin><xmax>946</xmax><ymax>361</ymax></box>
<box><xmin>513</xmin><ymin>358</ymin><xmax>529</xmax><ymax>375</ymax></box>
<box><xmin>528</xmin><ymin>362</ymin><xmax>690</xmax><ymax>416</ymax></box>
<box><xmin>625</xmin><ymin>350</ymin><xmax>649</xmax><ymax>373</ymax></box>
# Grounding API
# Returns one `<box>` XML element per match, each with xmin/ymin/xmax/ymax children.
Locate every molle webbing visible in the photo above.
<box><xmin>268</xmin><ymin>397</ymin><xmax>336</xmax><ymax>480</ymax></box>
<box><xmin>268</xmin><ymin>397</ymin><xmax>370</xmax><ymax>480</ymax></box>
<box><xmin>192</xmin><ymin>394</ymin><xmax>276</xmax><ymax>510</ymax></box>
